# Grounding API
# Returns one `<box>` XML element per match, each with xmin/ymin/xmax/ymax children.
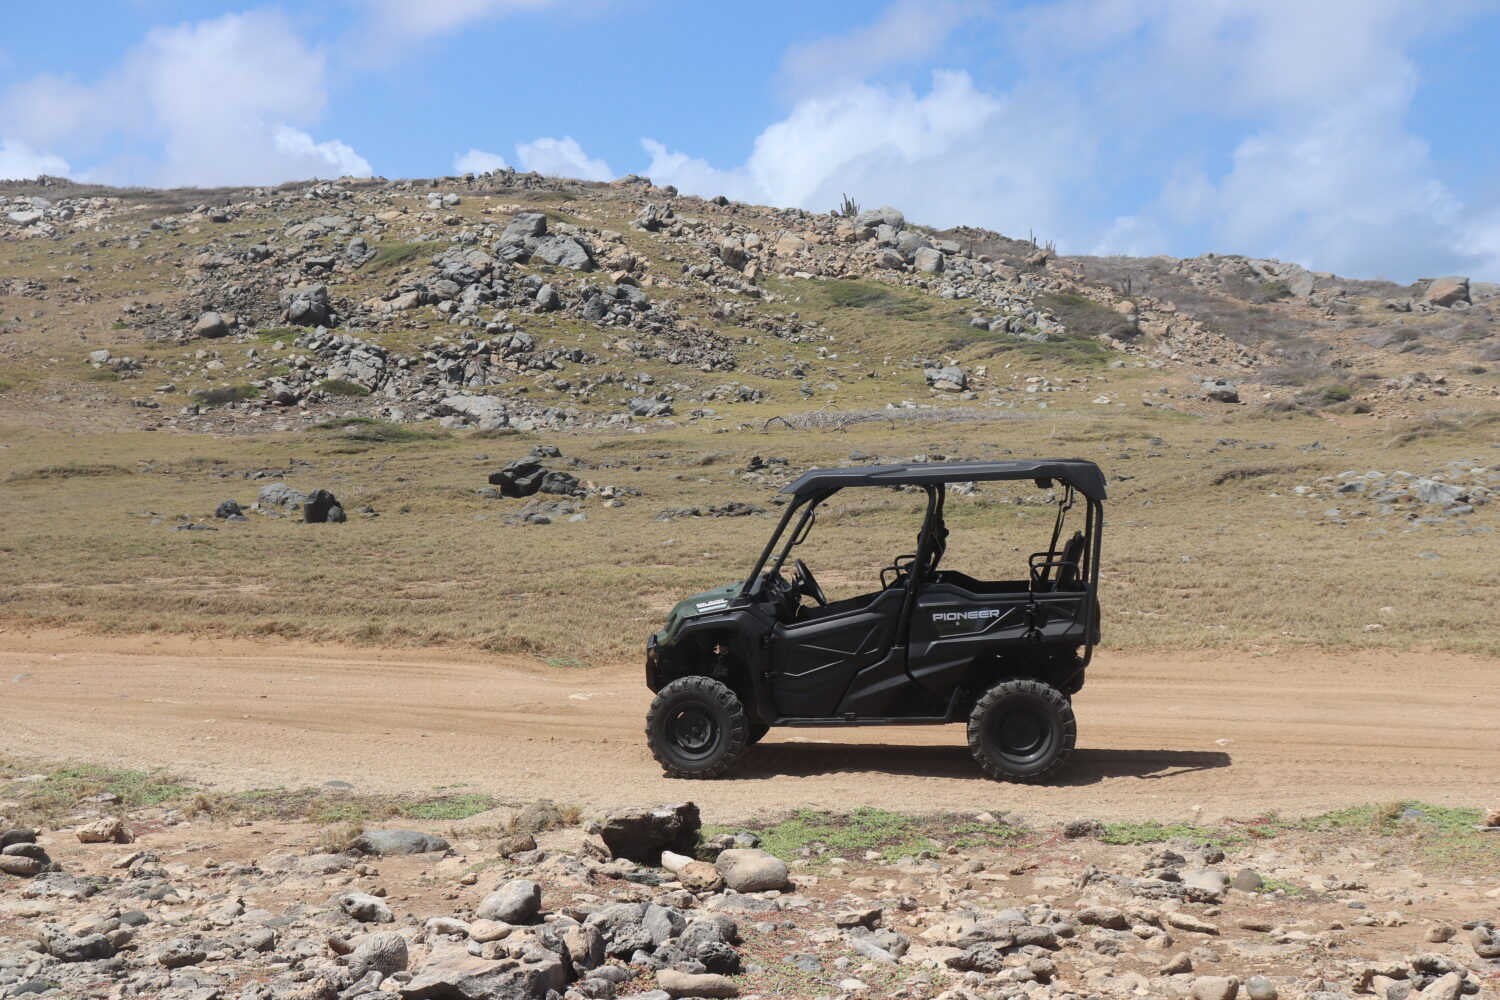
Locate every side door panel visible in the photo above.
<box><xmin>770</xmin><ymin>589</ymin><xmax>904</xmax><ymax>717</ymax></box>
<box><xmin>906</xmin><ymin>582</ymin><xmax>1030</xmax><ymax>692</ymax></box>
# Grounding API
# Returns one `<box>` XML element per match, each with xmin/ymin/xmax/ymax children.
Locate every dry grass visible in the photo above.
<box><xmin>0</xmin><ymin>398</ymin><xmax>1496</xmax><ymax>659</ymax></box>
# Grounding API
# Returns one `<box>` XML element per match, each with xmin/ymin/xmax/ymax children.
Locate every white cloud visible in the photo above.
<box><xmin>644</xmin><ymin>69</ymin><xmax>1090</xmax><ymax>237</ymax></box>
<box><xmin>353</xmin><ymin>0</ymin><xmax>577</xmax><ymax>62</ymax></box>
<box><xmin>779</xmin><ymin>0</ymin><xmax>978</xmax><ymax>96</ymax></box>
<box><xmin>638</xmin><ymin>0</ymin><xmax>1499</xmax><ymax>281</ymax></box>
<box><xmin>0</xmin><ymin>137</ymin><xmax>70</xmax><ymax>180</ymax></box>
<box><xmin>516</xmin><ymin>136</ymin><xmax>613</xmax><ymax>182</ymax></box>
<box><xmin>454</xmin><ymin>148</ymin><xmax>510</xmax><ymax>174</ymax></box>
<box><xmin>0</xmin><ymin>11</ymin><xmax>371</xmax><ymax>187</ymax></box>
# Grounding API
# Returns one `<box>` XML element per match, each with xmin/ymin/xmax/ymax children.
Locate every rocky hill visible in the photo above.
<box><xmin>1</xmin><ymin>171</ymin><xmax>1496</xmax><ymax>436</ymax></box>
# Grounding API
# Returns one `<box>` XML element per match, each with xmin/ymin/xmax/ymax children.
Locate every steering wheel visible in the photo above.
<box><xmin>791</xmin><ymin>558</ymin><xmax>828</xmax><ymax>606</ymax></box>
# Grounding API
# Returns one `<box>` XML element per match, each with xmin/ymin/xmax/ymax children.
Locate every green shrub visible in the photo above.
<box><xmin>317</xmin><ymin>378</ymin><xmax>371</xmax><ymax>397</ymax></box>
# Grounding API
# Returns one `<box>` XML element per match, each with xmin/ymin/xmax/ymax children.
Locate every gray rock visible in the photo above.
<box><xmin>214</xmin><ymin>500</ymin><xmax>243</xmax><ymax>519</ymax></box>
<box><xmin>714</xmin><ymin>848</ymin><xmax>788</xmax><ymax>892</ymax></box>
<box><xmin>1182</xmin><ymin>868</ymin><xmax>1231</xmax><ymax>898</ymax></box>
<box><xmin>598</xmin><ymin>803</ymin><xmax>700</xmax><ymax>864</ymax></box>
<box><xmin>193</xmin><ymin>311</ymin><xmax>230</xmax><ymax>338</ymax></box>
<box><xmin>1063</xmin><ymin>818</ymin><xmax>1104</xmax><ymax>839</ymax></box>
<box><xmin>439</xmin><ymin>394</ymin><xmax>509</xmax><ymax>431</ymax></box>
<box><xmin>1415</xmin><ymin>478</ymin><xmax>1463</xmax><ymax>505</ymax></box>
<box><xmin>535</xmin><ymin>283</ymin><xmax>561</xmax><ymax>311</ymax></box>
<box><xmin>1204</xmin><ymin>380</ymin><xmax>1240</xmax><ymax>403</ymax></box>
<box><xmin>1232</xmin><ymin>869</ymin><xmax>1264</xmax><ymax>892</ymax></box>
<box><xmin>853</xmin><ymin>206</ymin><xmax>904</xmax><ymax>232</ymax></box>
<box><xmin>350</xmin><ymin>931</ymin><xmax>409</xmax><ymax>979</ymax></box>
<box><xmin>1191</xmin><ymin>976</ymin><xmax>1240</xmax><ymax>1000</ymax></box>
<box><xmin>532</xmin><ymin>235</ymin><xmax>593</xmax><ymax>270</ymax></box>
<box><xmin>38</xmin><ymin>928</ymin><xmax>114</xmax><ymax>962</ymax></box>
<box><xmin>913</xmin><ymin>247</ymin><xmax>944</xmax><ymax>273</ymax></box>
<box><xmin>1074</xmin><ymin>905</ymin><xmax>1128</xmax><ymax>929</ymax></box>
<box><xmin>0</xmin><ymin>855</ymin><xmax>44</xmax><ymax>877</ymax></box>
<box><xmin>516</xmin><ymin>803</ymin><xmax>564</xmax><ymax>839</ymax></box>
<box><xmin>476</xmin><ymin>879</ymin><xmax>541</xmax><ymax>924</ymax></box>
<box><xmin>400</xmin><ymin>942</ymin><xmax>568</xmax><ymax>999</ymax></box>
<box><xmin>339</xmin><ymin>891</ymin><xmax>395</xmax><ymax>923</ymax></box>
<box><xmin>351</xmin><ymin>830</ymin><xmax>451</xmax><ymax>856</ymax></box>
<box><xmin>155</xmin><ymin>938</ymin><xmax>207</xmax><ymax>968</ymax></box>
<box><xmin>657</xmin><ymin>969</ymin><xmax>738</xmax><ymax>998</ymax></box>
<box><xmin>1424</xmin><ymin>276</ymin><xmax>1470</xmax><ymax>307</ymax></box>
<box><xmin>1244</xmin><ymin>974</ymin><xmax>1278</xmax><ymax>1000</ymax></box>
<box><xmin>256</xmin><ymin>482</ymin><xmax>307</xmax><ymax>508</ymax></box>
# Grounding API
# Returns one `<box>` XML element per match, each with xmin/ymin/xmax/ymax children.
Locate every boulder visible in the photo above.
<box><xmin>476</xmin><ymin>879</ymin><xmax>541</xmax><ymax>924</ymax></box>
<box><xmin>1204</xmin><ymin>379</ymin><xmax>1240</xmax><ymax>403</ymax></box>
<box><xmin>1415</xmin><ymin>478</ymin><xmax>1463</xmax><ymax>505</ymax></box>
<box><xmin>1243</xmin><ymin>974</ymin><xmax>1278</xmax><ymax>1000</ymax></box>
<box><xmin>714</xmin><ymin>848</ymin><xmax>789</xmax><ymax>892</ymax></box>
<box><xmin>0</xmin><ymin>855</ymin><xmax>45</xmax><ymax>877</ymax></box>
<box><xmin>349</xmin><ymin>931</ymin><xmax>409</xmax><ymax>979</ymax></box>
<box><xmin>853</xmin><ymin>206</ymin><xmax>904</xmax><ymax>233</ymax></box>
<box><xmin>74</xmin><ymin>817</ymin><xmax>132</xmax><ymax>844</ymax></box>
<box><xmin>193</xmin><ymin>311</ymin><xmax>231</xmax><ymax>339</ymax></box>
<box><xmin>350</xmin><ymin>829</ymin><xmax>451</xmax><ymax>856</ymax></box>
<box><xmin>489</xmin><ymin>459</ymin><xmax>548</xmax><ymax>498</ymax></box>
<box><xmin>338</xmin><ymin>891</ymin><xmax>394</xmax><ymax>923</ymax></box>
<box><xmin>913</xmin><ymin>247</ymin><xmax>944</xmax><ymax>273</ymax></box>
<box><xmin>438</xmin><ymin>394</ymin><xmax>509</xmax><ymax>431</ymax></box>
<box><xmin>256</xmin><ymin>482</ymin><xmax>308</xmax><ymax>509</ymax></box>
<box><xmin>1231</xmin><ymin>869</ymin><xmax>1264</xmax><ymax>892</ymax></box>
<box><xmin>1190</xmin><ymin>976</ymin><xmax>1240</xmax><ymax>1000</ymax></box>
<box><xmin>214</xmin><ymin>500</ymin><xmax>243</xmax><ymax>519</ymax></box>
<box><xmin>532</xmin><ymin>235</ymin><xmax>593</xmax><ymax>270</ymax></box>
<box><xmin>535</xmin><ymin>283</ymin><xmax>561</xmax><ymax>311</ymax></box>
<box><xmin>283</xmin><ymin>283</ymin><xmax>332</xmax><ymax>327</ymax></box>
<box><xmin>598</xmin><ymin>803</ymin><xmax>700</xmax><ymax>864</ymax></box>
<box><xmin>1074</xmin><ymin>905</ymin><xmax>1128</xmax><ymax>929</ymax></box>
<box><xmin>37</xmin><ymin>928</ymin><xmax>114</xmax><ymax>963</ymax></box>
<box><xmin>303</xmin><ymin>488</ymin><xmax>343</xmax><ymax>524</ymax></box>
<box><xmin>657</xmin><ymin>969</ymin><xmax>738</xmax><ymax>998</ymax></box>
<box><xmin>1424</xmin><ymin>276</ymin><xmax>1470</xmax><ymax>307</ymax></box>
<box><xmin>155</xmin><ymin>938</ymin><xmax>208</xmax><ymax>968</ymax></box>
<box><xmin>497</xmin><ymin>833</ymin><xmax>537</xmax><ymax>857</ymax></box>
<box><xmin>401</xmin><ymin>943</ymin><xmax>568</xmax><ymax>1000</ymax></box>
<box><xmin>515</xmin><ymin>800</ymin><xmax>563</xmax><ymax>833</ymax></box>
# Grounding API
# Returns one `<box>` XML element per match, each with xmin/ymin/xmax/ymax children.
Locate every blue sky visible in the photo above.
<box><xmin>3</xmin><ymin>1</ymin><xmax>1499</xmax><ymax>281</ymax></box>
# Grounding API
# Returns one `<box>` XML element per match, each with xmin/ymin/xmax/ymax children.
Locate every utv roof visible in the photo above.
<box><xmin>783</xmin><ymin>459</ymin><xmax>1107</xmax><ymax>501</ymax></box>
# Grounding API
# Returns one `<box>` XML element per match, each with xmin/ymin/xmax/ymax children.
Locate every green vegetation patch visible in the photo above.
<box><xmin>1037</xmin><ymin>292</ymin><xmax>1136</xmax><ymax>341</ymax></box>
<box><xmin>710</xmin><ymin>808</ymin><xmax>937</xmax><ymax>863</ymax></box>
<box><xmin>368</xmin><ymin>241</ymin><xmax>441</xmax><ymax>272</ymax></box>
<box><xmin>193</xmin><ymin>384</ymin><xmax>259</xmax><ymax>407</ymax></box>
<box><xmin>317</xmin><ymin>378</ymin><xmax>372</xmax><ymax>397</ymax></box>
<box><xmin>1098</xmin><ymin>820</ymin><xmax>1236</xmax><ymax>845</ymax></box>
<box><xmin>5</xmin><ymin>463</ymin><xmax>132</xmax><ymax>484</ymax></box>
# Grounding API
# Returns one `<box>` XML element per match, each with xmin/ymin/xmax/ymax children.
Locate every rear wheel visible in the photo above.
<box><xmin>967</xmin><ymin>679</ymin><xmax>1075</xmax><ymax>783</ymax></box>
<box><xmin>646</xmin><ymin>677</ymin><xmax>750</xmax><ymax>778</ymax></box>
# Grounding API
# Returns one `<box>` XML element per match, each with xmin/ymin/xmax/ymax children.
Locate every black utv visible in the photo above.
<box><xmin>644</xmin><ymin>459</ymin><xmax>1105</xmax><ymax>783</ymax></box>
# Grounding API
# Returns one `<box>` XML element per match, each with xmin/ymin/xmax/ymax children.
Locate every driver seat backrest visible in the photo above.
<box><xmin>1054</xmin><ymin>531</ymin><xmax>1086</xmax><ymax>590</ymax></box>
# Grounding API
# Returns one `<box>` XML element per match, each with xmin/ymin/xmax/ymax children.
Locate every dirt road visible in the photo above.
<box><xmin>2</xmin><ymin>630</ymin><xmax>1495</xmax><ymax>822</ymax></box>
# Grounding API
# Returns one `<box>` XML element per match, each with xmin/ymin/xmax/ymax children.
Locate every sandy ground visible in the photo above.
<box><xmin>2</xmin><ymin>629</ymin><xmax>1496</xmax><ymax>823</ymax></box>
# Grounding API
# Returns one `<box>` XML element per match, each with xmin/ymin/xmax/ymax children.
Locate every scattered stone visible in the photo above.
<box><xmin>714</xmin><ymin>848</ymin><xmax>789</xmax><ymax>892</ymax></box>
<box><xmin>74</xmin><ymin>817</ymin><xmax>133</xmax><ymax>844</ymax></box>
<box><xmin>351</xmin><ymin>830</ymin><xmax>451</xmax><ymax>856</ymax></box>
<box><xmin>476</xmin><ymin>879</ymin><xmax>541</xmax><ymax>924</ymax></box>
<box><xmin>1191</xmin><ymin>975</ymin><xmax>1240</xmax><ymax>1000</ymax></box>
<box><xmin>597</xmin><ymin>803</ymin><xmax>700</xmax><ymax>864</ymax></box>
<box><xmin>657</xmin><ymin>969</ymin><xmax>738</xmax><ymax>998</ymax></box>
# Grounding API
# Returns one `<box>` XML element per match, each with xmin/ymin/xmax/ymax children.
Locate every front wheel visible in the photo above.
<box><xmin>967</xmin><ymin>679</ymin><xmax>1076</xmax><ymax>783</ymax></box>
<box><xmin>646</xmin><ymin>677</ymin><xmax>750</xmax><ymax>778</ymax></box>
